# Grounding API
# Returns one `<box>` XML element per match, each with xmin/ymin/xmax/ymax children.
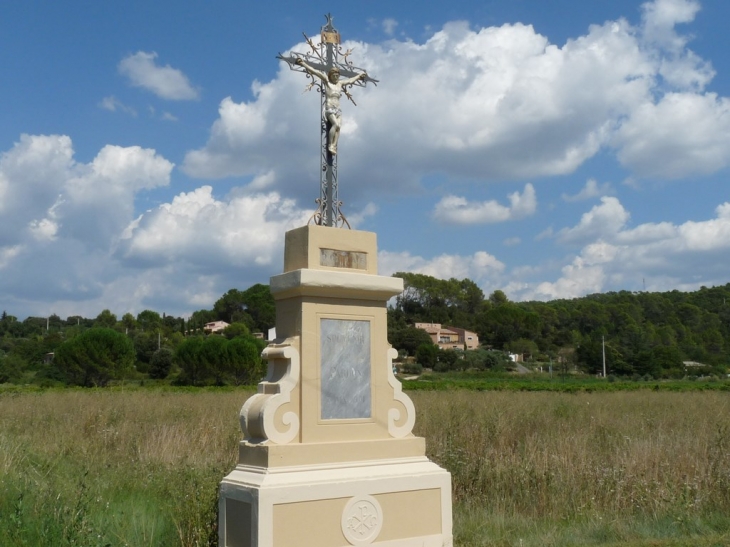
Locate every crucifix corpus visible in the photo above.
<box><xmin>278</xmin><ymin>14</ymin><xmax>377</xmax><ymax>228</ymax></box>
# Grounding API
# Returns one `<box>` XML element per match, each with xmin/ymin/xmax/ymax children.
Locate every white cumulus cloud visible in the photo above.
<box><xmin>614</xmin><ymin>92</ymin><xmax>730</xmax><ymax>178</ymax></box>
<box><xmin>379</xmin><ymin>250</ymin><xmax>505</xmax><ymax>284</ymax></box>
<box><xmin>514</xmin><ymin>197</ymin><xmax>730</xmax><ymax>301</ymax></box>
<box><xmin>433</xmin><ymin>183</ymin><xmax>537</xmax><ymax>224</ymax></box>
<box><xmin>118</xmin><ymin>186</ymin><xmax>309</xmax><ymax>269</ymax></box>
<box><xmin>0</xmin><ymin>134</ymin><xmax>173</xmax><ymax>311</ymax></box>
<box><xmin>557</xmin><ymin>197</ymin><xmax>630</xmax><ymax>245</ymax></box>
<box><xmin>119</xmin><ymin>51</ymin><xmax>200</xmax><ymax>100</ymax></box>
<box><xmin>562</xmin><ymin>178</ymin><xmax>612</xmax><ymax>202</ymax></box>
<box><xmin>99</xmin><ymin>96</ymin><xmax>137</xmax><ymax>116</ymax></box>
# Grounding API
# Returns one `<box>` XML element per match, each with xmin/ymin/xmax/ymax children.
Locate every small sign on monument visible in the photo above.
<box><xmin>320</xmin><ymin>248</ymin><xmax>367</xmax><ymax>270</ymax></box>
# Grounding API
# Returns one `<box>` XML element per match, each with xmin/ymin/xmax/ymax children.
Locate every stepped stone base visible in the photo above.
<box><xmin>219</xmin><ymin>456</ymin><xmax>452</xmax><ymax>547</ymax></box>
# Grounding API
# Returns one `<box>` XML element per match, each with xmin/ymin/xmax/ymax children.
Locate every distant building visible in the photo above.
<box><xmin>447</xmin><ymin>327</ymin><xmax>479</xmax><ymax>350</ymax></box>
<box><xmin>204</xmin><ymin>320</ymin><xmax>230</xmax><ymax>333</ymax></box>
<box><xmin>413</xmin><ymin>322</ymin><xmax>479</xmax><ymax>350</ymax></box>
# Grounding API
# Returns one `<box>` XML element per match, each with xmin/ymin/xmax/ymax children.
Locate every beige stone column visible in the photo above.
<box><xmin>219</xmin><ymin>225</ymin><xmax>452</xmax><ymax>547</ymax></box>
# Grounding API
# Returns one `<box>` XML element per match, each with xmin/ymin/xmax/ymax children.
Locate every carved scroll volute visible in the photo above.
<box><xmin>386</xmin><ymin>346</ymin><xmax>416</xmax><ymax>438</ymax></box>
<box><xmin>240</xmin><ymin>338</ymin><xmax>301</xmax><ymax>445</ymax></box>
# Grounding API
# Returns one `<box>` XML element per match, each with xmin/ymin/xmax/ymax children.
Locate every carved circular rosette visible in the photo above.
<box><xmin>341</xmin><ymin>495</ymin><xmax>383</xmax><ymax>546</ymax></box>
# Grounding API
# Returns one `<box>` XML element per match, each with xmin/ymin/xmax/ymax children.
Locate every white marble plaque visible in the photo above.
<box><xmin>320</xmin><ymin>248</ymin><xmax>367</xmax><ymax>270</ymax></box>
<box><xmin>320</xmin><ymin>319</ymin><xmax>371</xmax><ymax>420</ymax></box>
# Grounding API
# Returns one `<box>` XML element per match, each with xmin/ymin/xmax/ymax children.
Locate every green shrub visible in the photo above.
<box><xmin>0</xmin><ymin>353</ymin><xmax>26</xmax><ymax>383</ymax></box>
<box><xmin>416</xmin><ymin>343</ymin><xmax>437</xmax><ymax>369</ymax></box>
<box><xmin>149</xmin><ymin>348</ymin><xmax>174</xmax><ymax>379</ymax></box>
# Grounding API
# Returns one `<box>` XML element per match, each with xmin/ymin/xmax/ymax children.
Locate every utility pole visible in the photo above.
<box><xmin>602</xmin><ymin>335</ymin><xmax>607</xmax><ymax>378</ymax></box>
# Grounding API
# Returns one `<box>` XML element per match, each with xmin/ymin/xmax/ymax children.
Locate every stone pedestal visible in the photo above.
<box><xmin>219</xmin><ymin>225</ymin><xmax>452</xmax><ymax>547</ymax></box>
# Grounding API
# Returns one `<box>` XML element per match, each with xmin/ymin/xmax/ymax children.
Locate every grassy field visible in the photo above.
<box><xmin>2</xmin><ymin>388</ymin><xmax>730</xmax><ymax>546</ymax></box>
<box><xmin>417</xmin><ymin>390</ymin><xmax>730</xmax><ymax>546</ymax></box>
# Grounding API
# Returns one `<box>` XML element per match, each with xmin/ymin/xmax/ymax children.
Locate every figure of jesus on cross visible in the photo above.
<box><xmin>295</xmin><ymin>58</ymin><xmax>367</xmax><ymax>155</ymax></box>
<box><xmin>277</xmin><ymin>14</ymin><xmax>377</xmax><ymax>227</ymax></box>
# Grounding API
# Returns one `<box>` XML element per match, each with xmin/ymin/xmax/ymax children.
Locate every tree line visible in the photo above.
<box><xmin>2</xmin><ymin>275</ymin><xmax>729</xmax><ymax>386</ymax></box>
<box><xmin>0</xmin><ymin>284</ymin><xmax>272</xmax><ymax>386</ymax></box>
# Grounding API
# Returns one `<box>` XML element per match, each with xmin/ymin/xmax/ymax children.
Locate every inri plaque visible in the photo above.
<box><xmin>320</xmin><ymin>248</ymin><xmax>367</xmax><ymax>270</ymax></box>
<box><xmin>320</xmin><ymin>319</ymin><xmax>371</xmax><ymax>420</ymax></box>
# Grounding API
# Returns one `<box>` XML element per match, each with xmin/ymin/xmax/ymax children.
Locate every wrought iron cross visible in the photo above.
<box><xmin>278</xmin><ymin>14</ymin><xmax>377</xmax><ymax>228</ymax></box>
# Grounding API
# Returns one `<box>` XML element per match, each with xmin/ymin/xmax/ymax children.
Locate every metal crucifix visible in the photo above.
<box><xmin>278</xmin><ymin>14</ymin><xmax>377</xmax><ymax>228</ymax></box>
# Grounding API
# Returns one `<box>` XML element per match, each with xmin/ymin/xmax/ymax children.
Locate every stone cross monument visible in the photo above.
<box><xmin>218</xmin><ymin>16</ymin><xmax>453</xmax><ymax>547</ymax></box>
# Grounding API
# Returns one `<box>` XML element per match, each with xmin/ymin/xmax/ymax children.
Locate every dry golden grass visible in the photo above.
<box><xmin>2</xmin><ymin>388</ymin><xmax>730</xmax><ymax>546</ymax></box>
<box><xmin>414</xmin><ymin>390</ymin><xmax>730</xmax><ymax>520</ymax></box>
<box><xmin>1</xmin><ymin>390</ymin><xmax>246</xmax><ymax>471</ymax></box>
<box><xmin>0</xmin><ymin>389</ymin><xmax>251</xmax><ymax>546</ymax></box>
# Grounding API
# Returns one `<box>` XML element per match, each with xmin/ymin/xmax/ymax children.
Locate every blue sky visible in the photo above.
<box><xmin>2</xmin><ymin>0</ymin><xmax>730</xmax><ymax>319</ymax></box>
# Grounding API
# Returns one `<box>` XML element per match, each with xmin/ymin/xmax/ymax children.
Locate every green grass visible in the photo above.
<box><xmin>402</xmin><ymin>371</ymin><xmax>730</xmax><ymax>393</ymax></box>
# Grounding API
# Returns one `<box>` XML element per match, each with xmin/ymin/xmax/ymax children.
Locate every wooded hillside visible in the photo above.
<box><xmin>2</xmin><ymin>276</ymin><xmax>728</xmax><ymax>385</ymax></box>
<box><xmin>389</xmin><ymin>272</ymin><xmax>730</xmax><ymax>377</ymax></box>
